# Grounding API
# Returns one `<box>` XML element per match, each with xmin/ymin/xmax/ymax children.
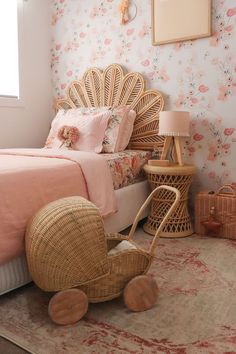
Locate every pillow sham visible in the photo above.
<box><xmin>44</xmin><ymin>108</ymin><xmax>111</xmax><ymax>153</ymax></box>
<box><xmin>102</xmin><ymin>106</ymin><xmax>134</xmax><ymax>153</ymax></box>
<box><xmin>115</xmin><ymin>109</ymin><xmax>136</xmax><ymax>152</ymax></box>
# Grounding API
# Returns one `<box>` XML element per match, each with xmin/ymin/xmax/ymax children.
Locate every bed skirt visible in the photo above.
<box><xmin>0</xmin><ymin>255</ymin><xmax>32</xmax><ymax>295</ymax></box>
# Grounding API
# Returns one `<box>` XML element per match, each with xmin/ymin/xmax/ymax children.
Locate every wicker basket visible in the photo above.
<box><xmin>195</xmin><ymin>184</ymin><xmax>236</xmax><ymax>239</ymax></box>
<box><xmin>25</xmin><ymin>187</ymin><xmax>180</xmax><ymax>303</ymax></box>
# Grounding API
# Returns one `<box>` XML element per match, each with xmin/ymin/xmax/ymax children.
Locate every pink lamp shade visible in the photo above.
<box><xmin>159</xmin><ymin>111</ymin><xmax>190</xmax><ymax>137</ymax></box>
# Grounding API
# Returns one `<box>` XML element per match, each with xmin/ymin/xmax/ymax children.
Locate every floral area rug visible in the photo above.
<box><xmin>1</xmin><ymin>228</ymin><xmax>236</xmax><ymax>354</ymax></box>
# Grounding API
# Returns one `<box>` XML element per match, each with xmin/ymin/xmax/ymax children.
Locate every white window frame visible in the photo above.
<box><xmin>0</xmin><ymin>0</ymin><xmax>24</xmax><ymax>108</ymax></box>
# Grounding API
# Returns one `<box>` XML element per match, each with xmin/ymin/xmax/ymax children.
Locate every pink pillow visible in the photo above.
<box><xmin>45</xmin><ymin>109</ymin><xmax>111</xmax><ymax>153</ymax></box>
<box><xmin>102</xmin><ymin>106</ymin><xmax>133</xmax><ymax>153</ymax></box>
<box><xmin>115</xmin><ymin>109</ymin><xmax>136</xmax><ymax>151</ymax></box>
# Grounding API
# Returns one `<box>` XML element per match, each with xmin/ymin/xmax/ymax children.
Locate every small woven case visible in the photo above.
<box><xmin>195</xmin><ymin>184</ymin><xmax>236</xmax><ymax>239</ymax></box>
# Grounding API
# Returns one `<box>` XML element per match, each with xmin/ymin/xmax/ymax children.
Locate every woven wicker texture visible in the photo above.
<box><xmin>80</xmin><ymin>243</ymin><xmax>152</xmax><ymax>303</ymax></box>
<box><xmin>56</xmin><ymin>63</ymin><xmax>165</xmax><ymax>151</ymax></box>
<box><xmin>143</xmin><ymin>164</ymin><xmax>197</xmax><ymax>237</ymax></box>
<box><xmin>25</xmin><ymin>197</ymin><xmax>109</xmax><ymax>292</ymax></box>
<box><xmin>195</xmin><ymin>184</ymin><xmax>236</xmax><ymax>239</ymax></box>
<box><xmin>25</xmin><ymin>187</ymin><xmax>180</xmax><ymax>303</ymax></box>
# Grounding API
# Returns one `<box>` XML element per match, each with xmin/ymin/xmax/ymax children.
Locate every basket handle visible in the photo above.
<box><xmin>217</xmin><ymin>184</ymin><xmax>236</xmax><ymax>196</ymax></box>
<box><xmin>128</xmin><ymin>185</ymin><xmax>180</xmax><ymax>255</ymax></box>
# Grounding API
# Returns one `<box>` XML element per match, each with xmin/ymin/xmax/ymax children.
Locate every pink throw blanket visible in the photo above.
<box><xmin>0</xmin><ymin>149</ymin><xmax>117</xmax><ymax>265</ymax></box>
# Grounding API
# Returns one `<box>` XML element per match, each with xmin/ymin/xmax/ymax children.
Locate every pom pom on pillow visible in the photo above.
<box><xmin>57</xmin><ymin>125</ymin><xmax>80</xmax><ymax>149</ymax></box>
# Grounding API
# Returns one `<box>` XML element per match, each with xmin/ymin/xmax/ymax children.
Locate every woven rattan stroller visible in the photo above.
<box><xmin>25</xmin><ymin>185</ymin><xmax>180</xmax><ymax>325</ymax></box>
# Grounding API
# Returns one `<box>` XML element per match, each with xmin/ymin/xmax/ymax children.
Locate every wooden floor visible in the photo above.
<box><xmin>0</xmin><ymin>336</ymin><xmax>28</xmax><ymax>354</ymax></box>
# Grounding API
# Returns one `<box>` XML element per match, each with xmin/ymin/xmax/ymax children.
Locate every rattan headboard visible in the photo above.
<box><xmin>56</xmin><ymin>63</ymin><xmax>165</xmax><ymax>151</ymax></box>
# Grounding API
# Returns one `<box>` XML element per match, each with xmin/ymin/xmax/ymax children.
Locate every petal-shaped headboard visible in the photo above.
<box><xmin>56</xmin><ymin>64</ymin><xmax>165</xmax><ymax>152</ymax></box>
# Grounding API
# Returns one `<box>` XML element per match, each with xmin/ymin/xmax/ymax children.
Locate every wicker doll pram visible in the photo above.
<box><xmin>25</xmin><ymin>185</ymin><xmax>180</xmax><ymax>325</ymax></box>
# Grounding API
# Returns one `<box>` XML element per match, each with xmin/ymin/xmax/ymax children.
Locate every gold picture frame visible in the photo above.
<box><xmin>152</xmin><ymin>0</ymin><xmax>212</xmax><ymax>45</ymax></box>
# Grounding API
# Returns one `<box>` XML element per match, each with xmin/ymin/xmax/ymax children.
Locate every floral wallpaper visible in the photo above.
<box><xmin>51</xmin><ymin>0</ymin><xmax>236</xmax><ymax>191</ymax></box>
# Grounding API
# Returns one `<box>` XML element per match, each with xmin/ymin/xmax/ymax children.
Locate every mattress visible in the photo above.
<box><xmin>104</xmin><ymin>150</ymin><xmax>152</xmax><ymax>189</ymax></box>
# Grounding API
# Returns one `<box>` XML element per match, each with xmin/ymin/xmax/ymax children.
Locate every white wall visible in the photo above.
<box><xmin>0</xmin><ymin>0</ymin><xmax>53</xmax><ymax>148</ymax></box>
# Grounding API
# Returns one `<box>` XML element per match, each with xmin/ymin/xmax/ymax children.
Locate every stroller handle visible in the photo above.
<box><xmin>128</xmin><ymin>185</ymin><xmax>180</xmax><ymax>255</ymax></box>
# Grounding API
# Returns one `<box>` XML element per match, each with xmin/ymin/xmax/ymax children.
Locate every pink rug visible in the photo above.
<box><xmin>1</xmin><ymin>229</ymin><xmax>236</xmax><ymax>354</ymax></box>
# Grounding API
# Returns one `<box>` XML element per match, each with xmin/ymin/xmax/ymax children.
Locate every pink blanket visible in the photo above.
<box><xmin>0</xmin><ymin>149</ymin><xmax>117</xmax><ymax>265</ymax></box>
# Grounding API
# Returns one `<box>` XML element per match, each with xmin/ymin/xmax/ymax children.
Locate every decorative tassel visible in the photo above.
<box><xmin>201</xmin><ymin>206</ymin><xmax>222</xmax><ymax>236</ymax></box>
<box><xmin>119</xmin><ymin>0</ymin><xmax>129</xmax><ymax>25</ymax></box>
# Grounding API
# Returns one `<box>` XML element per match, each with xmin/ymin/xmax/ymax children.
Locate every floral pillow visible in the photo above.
<box><xmin>115</xmin><ymin>109</ymin><xmax>136</xmax><ymax>151</ymax></box>
<box><xmin>102</xmin><ymin>106</ymin><xmax>133</xmax><ymax>153</ymax></box>
<box><xmin>44</xmin><ymin>108</ymin><xmax>112</xmax><ymax>153</ymax></box>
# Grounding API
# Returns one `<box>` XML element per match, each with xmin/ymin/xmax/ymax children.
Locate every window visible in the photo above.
<box><xmin>0</xmin><ymin>0</ymin><xmax>23</xmax><ymax>106</ymax></box>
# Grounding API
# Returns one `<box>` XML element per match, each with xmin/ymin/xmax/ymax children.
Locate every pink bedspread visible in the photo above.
<box><xmin>0</xmin><ymin>149</ymin><xmax>117</xmax><ymax>265</ymax></box>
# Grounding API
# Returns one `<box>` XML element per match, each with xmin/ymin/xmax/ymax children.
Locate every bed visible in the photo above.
<box><xmin>0</xmin><ymin>64</ymin><xmax>165</xmax><ymax>295</ymax></box>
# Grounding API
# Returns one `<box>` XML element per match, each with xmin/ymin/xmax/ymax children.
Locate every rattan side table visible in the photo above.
<box><xmin>143</xmin><ymin>163</ymin><xmax>197</xmax><ymax>238</ymax></box>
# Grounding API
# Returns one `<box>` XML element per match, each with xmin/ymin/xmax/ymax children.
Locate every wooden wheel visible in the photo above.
<box><xmin>48</xmin><ymin>288</ymin><xmax>88</xmax><ymax>325</ymax></box>
<box><xmin>124</xmin><ymin>275</ymin><xmax>159</xmax><ymax>312</ymax></box>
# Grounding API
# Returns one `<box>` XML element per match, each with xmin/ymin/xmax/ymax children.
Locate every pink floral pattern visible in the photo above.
<box><xmin>210</xmin><ymin>3</ymin><xmax>236</xmax><ymax>47</ymax></box>
<box><xmin>102</xmin><ymin>106</ymin><xmax>131</xmax><ymax>153</ymax></box>
<box><xmin>50</xmin><ymin>0</ymin><xmax>236</xmax><ymax>191</ymax></box>
<box><xmin>104</xmin><ymin>150</ymin><xmax>152</xmax><ymax>189</ymax></box>
<box><xmin>57</xmin><ymin>125</ymin><xmax>79</xmax><ymax>149</ymax></box>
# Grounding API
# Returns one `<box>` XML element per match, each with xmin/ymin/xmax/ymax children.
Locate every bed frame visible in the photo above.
<box><xmin>0</xmin><ymin>64</ymin><xmax>165</xmax><ymax>295</ymax></box>
<box><xmin>56</xmin><ymin>63</ymin><xmax>165</xmax><ymax>154</ymax></box>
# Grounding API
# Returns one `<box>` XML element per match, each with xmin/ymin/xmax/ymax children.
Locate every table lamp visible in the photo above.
<box><xmin>159</xmin><ymin>111</ymin><xmax>190</xmax><ymax>166</ymax></box>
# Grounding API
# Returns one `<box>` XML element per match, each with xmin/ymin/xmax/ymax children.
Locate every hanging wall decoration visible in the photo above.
<box><xmin>119</xmin><ymin>0</ymin><xmax>137</xmax><ymax>25</ymax></box>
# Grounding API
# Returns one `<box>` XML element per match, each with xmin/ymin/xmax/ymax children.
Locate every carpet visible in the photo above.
<box><xmin>1</xmin><ymin>228</ymin><xmax>236</xmax><ymax>354</ymax></box>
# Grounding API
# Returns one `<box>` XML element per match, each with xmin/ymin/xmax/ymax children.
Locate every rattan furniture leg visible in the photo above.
<box><xmin>143</xmin><ymin>164</ymin><xmax>197</xmax><ymax>238</ymax></box>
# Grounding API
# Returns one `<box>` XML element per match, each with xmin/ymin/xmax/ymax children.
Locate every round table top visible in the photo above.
<box><xmin>143</xmin><ymin>163</ymin><xmax>197</xmax><ymax>175</ymax></box>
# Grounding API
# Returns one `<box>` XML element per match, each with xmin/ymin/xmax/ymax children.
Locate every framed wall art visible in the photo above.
<box><xmin>152</xmin><ymin>0</ymin><xmax>212</xmax><ymax>45</ymax></box>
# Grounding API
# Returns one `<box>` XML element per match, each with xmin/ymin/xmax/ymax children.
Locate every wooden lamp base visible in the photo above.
<box><xmin>161</xmin><ymin>136</ymin><xmax>184</xmax><ymax>166</ymax></box>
